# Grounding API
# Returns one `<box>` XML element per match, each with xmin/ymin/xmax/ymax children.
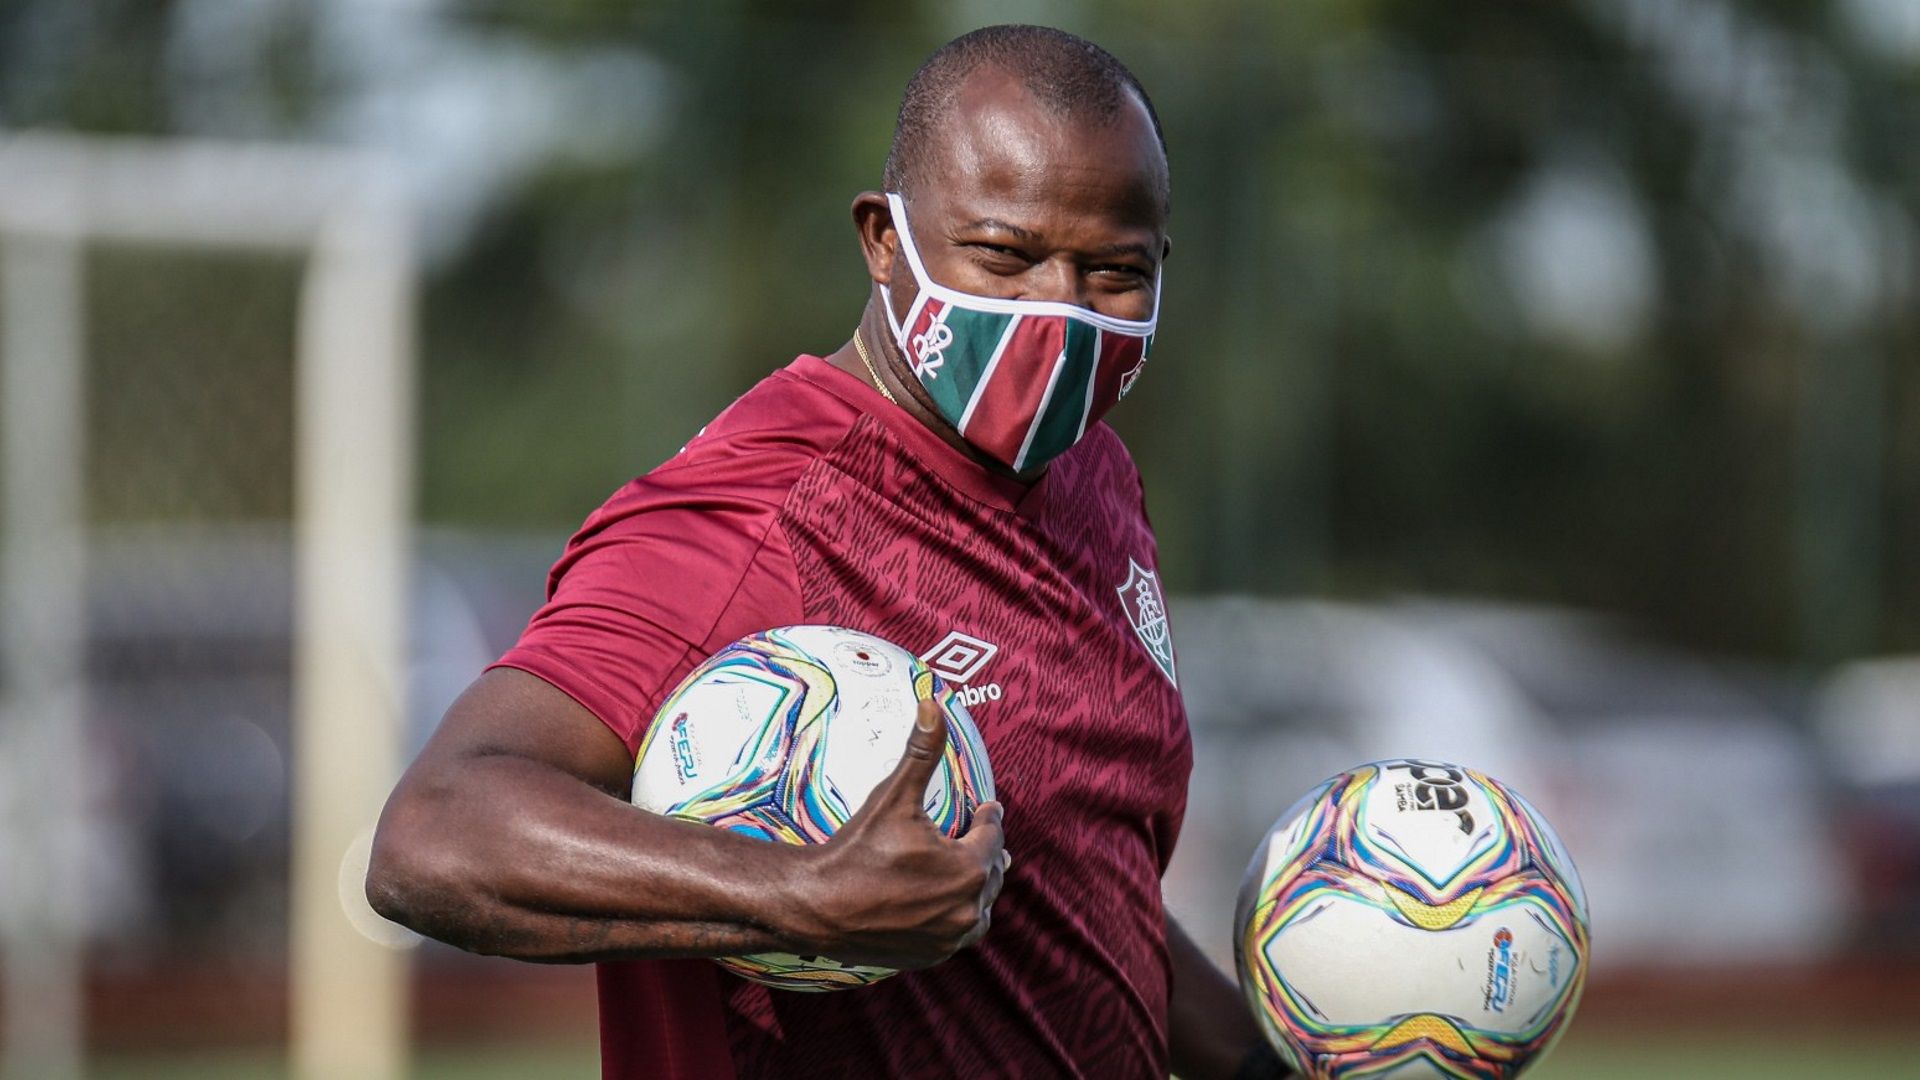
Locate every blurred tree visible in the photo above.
<box><xmin>1</xmin><ymin>0</ymin><xmax>1914</xmax><ymax>661</ymax></box>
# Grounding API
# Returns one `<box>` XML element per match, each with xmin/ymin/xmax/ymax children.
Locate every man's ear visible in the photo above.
<box><xmin>851</xmin><ymin>191</ymin><xmax>897</xmax><ymax>286</ymax></box>
<box><xmin>1161</xmin><ymin>234</ymin><xmax>1174</xmax><ymax>263</ymax></box>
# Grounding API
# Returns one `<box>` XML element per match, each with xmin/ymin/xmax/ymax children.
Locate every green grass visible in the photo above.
<box><xmin>1535</xmin><ymin>1030</ymin><xmax>1918</xmax><ymax>1079</ymax></box>
<box><xmin>89</xmin><ymin>1044</ymin><xmax>600</xmax><ymax>1080</ymax></box>
<box><xmin>92</xmin><ymin>1032</ymin><xmax>1920</xmax><ymax>1079</ymax></box>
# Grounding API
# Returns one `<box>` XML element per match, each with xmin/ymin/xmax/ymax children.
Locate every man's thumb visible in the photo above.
<box><xmin>878</xmin><ymin>695</ymin><xmax>949</xmax><ymax>807</ymax></box>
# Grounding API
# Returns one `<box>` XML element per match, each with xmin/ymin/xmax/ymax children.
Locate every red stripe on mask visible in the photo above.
<box><xmin>958</xmin><ymin>316</ymin><xmax>1067</xmax><ymax>466</ymax></box>
<box><xmin>1087</xmin><ymin>331</ymin><xmax>1146</xmax><ymax>427</ymax></box>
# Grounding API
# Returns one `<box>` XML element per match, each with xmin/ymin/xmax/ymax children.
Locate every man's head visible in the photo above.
<box><xmin>850</xmin><ymin>25</ymin><xmax>1170</xmax><ymax>476</ymax></box>
<box><xmin>882</xmin><ymin>25</ymin><xmax>1169</xmax><ymax>214</ymax></box>
<box><xmin>857</xmin><ymin>25</ymin><xmax>1171</xmax><ymax>324</ymax></box>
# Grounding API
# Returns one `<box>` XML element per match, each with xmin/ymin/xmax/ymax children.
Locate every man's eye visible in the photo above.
<box><xmin>967</xmin><ymin>244</ymin><xmax>1034</xmax><ymax>274</ymax></box>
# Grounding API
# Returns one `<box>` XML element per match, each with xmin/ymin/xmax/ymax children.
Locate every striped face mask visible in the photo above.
<box><xmin>882</xmin><ymin>192</ymin><xmax>1159</xmax><ymax>472</ymax></box>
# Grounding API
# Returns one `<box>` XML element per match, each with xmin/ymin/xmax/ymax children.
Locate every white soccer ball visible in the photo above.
<box><xmin>1235</xmin><ymin>759</ymin><xmax>1590</xmax><ymax>1078</ymax></box>
<box><xmin>631</xmin><ymin>624</ymin><xmax>995</xmax><ymax>991</ymax></box>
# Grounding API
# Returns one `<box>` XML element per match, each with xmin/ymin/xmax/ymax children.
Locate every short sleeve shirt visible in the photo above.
<box><xmin>495</xmin><ymin>355</ymin><xmax>1192</xmax><ymax>1079</ymax></box>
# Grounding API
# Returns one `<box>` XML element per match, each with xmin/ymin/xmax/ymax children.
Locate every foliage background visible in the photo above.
<box><xmin>4</xmin><ymin>0</ymin><xmax>1913</xmax><ymax>664</ymax></box>
<box><xmin>3</xmin><ymin>2</ymin><xmax>1917</xmax><ymax>1074</ymax></box>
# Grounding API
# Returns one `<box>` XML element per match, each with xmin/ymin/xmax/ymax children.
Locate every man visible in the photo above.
<box><xmin>368</xmin><ymin>24</ymin><xmax>1291</xmax><ymax>1080</ymax></box>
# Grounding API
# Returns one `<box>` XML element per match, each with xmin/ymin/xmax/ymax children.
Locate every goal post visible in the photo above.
<box><xmin>0</xmin><ymin>176</ymin><xmax>88</xmax><ymax>1080</ymax></box>
<box><xmin>290</xmin><ymin>164</ymin><xmax>416</xmax><ymax>1080</ymax></box>
<box><xmin>0</xmin><ymin>133</ymin><xmax>417</xmax><ymax>1080</ymax></box>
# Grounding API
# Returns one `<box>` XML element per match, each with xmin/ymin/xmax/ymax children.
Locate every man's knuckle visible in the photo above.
<box><xmin>958</xmin><ymin>913</ymin><xmax>990</xmax><ymax>950</ymax></box>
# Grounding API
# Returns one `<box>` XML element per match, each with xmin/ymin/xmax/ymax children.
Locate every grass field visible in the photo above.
<box><xmin>89</xmin><ymin>1030</ymin><xmax>1920</xmax><ymax>1079</ymax></box>
<box><xmin>91</xmin><ymin>1045</ymin><xmax>600</xmax><ymax>1080</ymax></box>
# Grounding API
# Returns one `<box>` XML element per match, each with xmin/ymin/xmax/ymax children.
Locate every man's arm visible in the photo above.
<box><xmin>1167</xmin><ymin>915</ymin><xmax>1294</xmax><ymax>1080</ymax></box>
<box><xmin>365</xmin><ymin>667</ymin><xmax>1005</xmax><ymax>968</ymax></box>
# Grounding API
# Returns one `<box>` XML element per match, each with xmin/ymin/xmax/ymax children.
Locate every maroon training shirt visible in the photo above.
<box><xmin>495</xmin><ymin>354</ymin><xmax>1192</xmax><ymax>1079</ymax></box>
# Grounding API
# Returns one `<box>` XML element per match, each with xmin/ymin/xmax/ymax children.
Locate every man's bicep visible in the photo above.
<box><xmin>417</xmin><ymin>666</ymin><xmax>635</xmax><ymax>798</ymax></box>
<box><xmin>496</xmin><ymin>493</ymin><xmax>796</xmax><ymax>752</ymax></box>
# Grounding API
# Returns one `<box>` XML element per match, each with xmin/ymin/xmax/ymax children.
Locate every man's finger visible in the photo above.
<box><xmin>957</xmin><ymin>907</ymin><xmax>993</xmax><ymax>952</ymax></box>
<box><xmin>873</xmin><ymin>695</ymin><xmax>950</xmax><ymax>810</ymax></box>
<box><xmin>980</xmin><ymin>845</ymin><xmax>1007</xmax><ymax>911</ymax></box>
<box><xmin>958</xmin><ymin>800</ymin><xmax>1005</xmax><ymax>857</ymax></box>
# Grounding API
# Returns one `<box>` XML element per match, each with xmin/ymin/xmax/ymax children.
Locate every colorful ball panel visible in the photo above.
<box><xmin>631</xmin><ymin>625</ymin><xmax>995</xmax><ymax>992</ymax></box>
<box><xmin>1234</xmin><ymin>761</ymin><xmax>1589</xmax><ymax>1079</ymax></box>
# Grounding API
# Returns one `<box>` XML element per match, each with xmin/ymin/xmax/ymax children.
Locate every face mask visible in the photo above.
<box><xmin>881</xmin><ymin>192</ymin><xmax>1160</xmax><ymax>472</ymax></box>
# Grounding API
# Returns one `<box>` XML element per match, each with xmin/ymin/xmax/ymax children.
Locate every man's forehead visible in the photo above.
<box><xmin>913</xmin><ymin>66</ymin><xmax>1168</xmax><ymax>234</ymax></box>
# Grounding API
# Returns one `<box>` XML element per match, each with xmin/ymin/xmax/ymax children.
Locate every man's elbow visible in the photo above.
<box><xmin>364</xmin><ymin>790</ymin><xmax>476</xmax><ymax>940</ymax></box>
<box><xmin>363</xmin><ymin>836</ymin><xmax>423</xmax><ymax>929</ymax></box>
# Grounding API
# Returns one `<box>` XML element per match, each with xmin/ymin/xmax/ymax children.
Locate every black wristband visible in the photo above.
<box><xmin>1230</xmin><ymin>1040</ymin><xmax>1291</xmax><ymax>1080</ymax></box>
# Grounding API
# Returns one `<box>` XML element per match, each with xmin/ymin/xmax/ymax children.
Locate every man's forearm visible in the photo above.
<box><xmin>1166</xmin><ymin>914</ymin><xmax>1292</xmax><ymax>1080</ymax></box>
<box><xmin>370</xmin><ymin>667</ymin><xmax>1004</xmax><ymax>973</ymax></box>
<box><xmin>367</xmin><ymin>751</ymin><xmax>816</xmax><ymax>963</ymax></box>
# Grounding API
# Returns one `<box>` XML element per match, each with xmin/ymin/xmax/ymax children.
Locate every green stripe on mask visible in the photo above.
<box><xmin>918</xmin><ymin>306</ymin><xmax>1016</xmax><ymax>425</ymax></box>
<box><xmin>1020</xmin><ymin>321</ymin><xmax>1101</xmax><ymax>468</ymax></box>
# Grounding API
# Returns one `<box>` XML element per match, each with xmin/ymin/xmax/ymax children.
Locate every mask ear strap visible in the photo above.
<box><xmin>886</xmin><ymin>192</ymin><xmax>938</xmax><ymax>288</ymax></box>
<box><xmin>878</xmin><ymin>283</ymin><xmax>906</xmax><ymax>342</ymax></box>
<box><xmin>881</xmin><ymin>192</ymin><xmax>937</xmax><ymax>355</ymax></box>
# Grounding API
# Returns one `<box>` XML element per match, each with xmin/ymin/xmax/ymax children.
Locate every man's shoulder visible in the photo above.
<box><xmin>510</xmin><ymin>362</ymin><xmax>849</xmax><ymax>747</ymax></box>
<box><xmin>663</xmin><ymin>358</ymin><xmax>861</xmax><ymax>476</ymax></box>
<box><xmin>596</xmin><ymin>357</ymin><xmax>862</xmax><ymax>519</ymax></box>
<box><xmin>531</xmin><ymin>361</ymin><xmax>851</xmax><ymax>661</ymax></box>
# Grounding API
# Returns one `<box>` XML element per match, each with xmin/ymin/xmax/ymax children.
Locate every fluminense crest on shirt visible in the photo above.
<box><xmin>1116</xmin><ymin>557</ymin><xmax>1176</xmax><ymax>688</ymax></box>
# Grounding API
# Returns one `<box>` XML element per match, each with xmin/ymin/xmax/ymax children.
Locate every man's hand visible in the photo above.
<box><xmin>788</xmin><ymin>696</ymin><xmax>1007</xmax><ymax>969</ymax></box>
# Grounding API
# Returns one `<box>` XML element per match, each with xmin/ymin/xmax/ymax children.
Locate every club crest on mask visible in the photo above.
<box><xmin>911</xmin><ymin>311</ymin><xmax>954</xmax><ymax>379</ymax></box>
<box><xmin>1118</xmin><ymin>351</ymin><xmax>1150</xmax><ymax>400</ymax></box>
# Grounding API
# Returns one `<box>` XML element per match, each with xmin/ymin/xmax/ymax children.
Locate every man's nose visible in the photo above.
<box><xmin>1028</xmin><ymin>257</ymin><xmax>1090</xmax><ymax>308</ymax></box>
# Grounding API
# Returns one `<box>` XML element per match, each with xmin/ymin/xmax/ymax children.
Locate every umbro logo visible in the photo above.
<box><xmin>921</xmin><ymin>630</ymin><xmax>997</xmax><ymax>683</ymax></box>
<box><xmin>920</xmin><ymin>630</ymin><xmax>1003</xmax><ymax>707</ymax></box>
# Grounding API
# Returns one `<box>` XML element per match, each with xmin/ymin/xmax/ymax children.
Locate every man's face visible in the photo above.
<box><xmin>884</xmin><ymin>67</ymin><xmax>1169</xmax><ymax>325</ymax></box>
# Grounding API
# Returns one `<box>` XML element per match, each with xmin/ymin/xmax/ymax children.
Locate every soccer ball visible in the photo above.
<box><xmin>631</xmin><ymin>624</ymin><xmax>995</xmax><ymax>991</ymax></box>
<box><xmin>1234</xmin><ymin>760</ymin><xmax>1590</xmax><ymax>1079</ymax></box>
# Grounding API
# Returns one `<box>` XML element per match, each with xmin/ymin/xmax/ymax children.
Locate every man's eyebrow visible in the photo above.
<box><xmin>1087</xmin><ymin>241</ymin><xmax>1158</xmax><ymax>263</ymax></box>
<box><xmin>957</xmin><ymin>217</ymin><xmax>1041</xmax><ymax>241</ymax></box>
<box><xmin>958</xmin><ymin>219</ymin><xmax>1159</xmax><ymax>264</ymax></box>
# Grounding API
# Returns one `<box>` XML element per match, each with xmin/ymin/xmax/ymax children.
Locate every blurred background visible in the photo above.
<box><xmin>1</xmin><ymin>0</ymin><xmax>1916</xmax><ymax>1077</ymax></box>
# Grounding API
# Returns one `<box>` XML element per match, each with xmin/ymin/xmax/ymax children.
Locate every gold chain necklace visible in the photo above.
<box><xmin>852</xmin><ymin>330</ymin><xmax>899</xmax><ymax>406</ymax></box>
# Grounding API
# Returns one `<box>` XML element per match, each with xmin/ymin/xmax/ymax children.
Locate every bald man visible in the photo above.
<box><xmin>368</xmin><ymin>24</ymin><xmax>1289</xmax><ymax>1080</ymax></box>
